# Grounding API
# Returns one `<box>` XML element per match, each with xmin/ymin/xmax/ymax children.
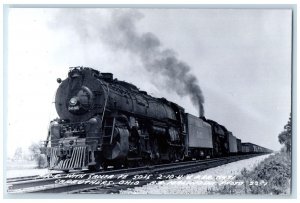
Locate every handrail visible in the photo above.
<box><xmin>40</xmin><ymin>136</ymin><xmax>101</xmax><ymax>144</ymax></box>
<box><xmin>44</xmin><ymin>130</ymin><xmax>50</xmax><ymax>147</ymax></box>
<box><xmin>100</xmin><ymin>82</ymin><xmax>110</xmax><ymax>127</ymax></box>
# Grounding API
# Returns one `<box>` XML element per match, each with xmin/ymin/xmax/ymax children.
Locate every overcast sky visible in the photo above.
<box><xmin>7</xmin><ymin>8</ymin><xmax>292</xmax><ymax>157</ymax></box>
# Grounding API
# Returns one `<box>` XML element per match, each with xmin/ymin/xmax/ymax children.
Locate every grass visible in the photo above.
<box><xmin>208</xmin><ymin>152</ymin><xmax>291</xmax><ymax>195</ymax></box>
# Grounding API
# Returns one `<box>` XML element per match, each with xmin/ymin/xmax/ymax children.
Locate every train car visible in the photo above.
<box><xmin>228</xmin><ymin>132</ymin><xmax>238</xmax><ymax>154</ymax></box>
<box><xmin>185</xmin><ymin>114</ymin><xmax>213</xmax><ymax>159</ymax></box>
<box><xmin>242</xmin><ymin>143</ymin><xmax>253</xmax><ymax>153</ymax></box>
<box><xmin>242</xmin><ymin>143</ymin><xmax>249</xmax><ymax>153</ymax></box>
<box><xmin>253</xmin><ymin>144</ymin><xmax>268</xmax><ymax>153</ymax></box>
<box><xmin>254</xmin><ymin>144</ymin><xmax>261</xmax><ymax>153</ymax></box>
<box><xmin>241</xmin><ymin>142</ymin><xmax>271</xmax><ymax>154</ymax></box>
<box><xmin>236</xmin><ymin>138</ymin><xmax>242</xmax><ymax>154</ymax></box>
<box><xmin>204</xmin><ymin>119</ymin><xmax>229</xmax><ymax>157</ymax></box>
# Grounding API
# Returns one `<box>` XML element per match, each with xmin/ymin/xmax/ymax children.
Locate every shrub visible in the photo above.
<box><xmin>36</xmin><ymin>154</ymin><xmax>48</xmax><ymax>168</ymax></box>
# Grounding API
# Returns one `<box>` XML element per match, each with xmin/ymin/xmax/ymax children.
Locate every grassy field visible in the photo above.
<box><xmin>208</xmin><ymin>152</ymin><xmax>291</xmax><ymax>195</ymax></box>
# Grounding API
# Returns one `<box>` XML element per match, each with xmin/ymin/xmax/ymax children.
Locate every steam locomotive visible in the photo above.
<box><xmin>41</xmin><ymin>67</ymin><xmax>271</xmax><ymax>172</ymax></box>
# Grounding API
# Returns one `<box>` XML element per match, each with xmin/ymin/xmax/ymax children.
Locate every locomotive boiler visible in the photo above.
<box><xmin>42</xmin><ymin>67</ymin><xmax>271</xmax><ymax>172</ymax></box>
<box><xmin>43</xmin><ymin>67</ymin><xmax>187</xmax><ymax>171</ymax></box>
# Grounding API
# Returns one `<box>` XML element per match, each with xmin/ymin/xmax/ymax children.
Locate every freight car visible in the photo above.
<box><xmin>241</xmin><ymin>143</ymin><xmax>271</xmax><ymax>154</ymax></box>
<box><xmin>41</xmin><ymin>67</ymin><xmax>271</xmax><ymax>171</ymax></box>
<box><xmin>228</xmin><ymin>132</ymin><xmax>238</xmax><ymax>155</ymax></box>
<box><xmin>236</xmin><ymin>138</ymin><xmax>242</xmax><ymax>154</ymax></box>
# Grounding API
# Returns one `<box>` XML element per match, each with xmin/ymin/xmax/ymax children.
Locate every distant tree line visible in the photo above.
<box><xmin>12</xmin><ymin>142</ymin><xmax>47</xmax><ymax>168</ymax></box>
<box><xmin>28</xmin><ymin>142</ymin><xmax>47</xmax><ymax>168</ymax></box>
<box><xmin>278</xmin><ymin>113</ymin><xmax>292</xmax><ymax>153</ymax></box>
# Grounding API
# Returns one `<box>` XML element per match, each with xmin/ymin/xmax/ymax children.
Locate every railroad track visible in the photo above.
<box><xmin>6</xmin><ymin>171</ymin><xmax>65</xmax><ymax>183</ymax></box>
<box><xmin>7</xmin><ymin>154</ymin><xmax>262</xmax><ymax>194</ymax></box>
<box><xmin>7</xmin><ymin>175</ymin><xmax>44</xmax><ymax>183</ymax></box>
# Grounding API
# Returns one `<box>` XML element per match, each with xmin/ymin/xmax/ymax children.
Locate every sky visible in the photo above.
<box><xmin>6</xmin><ymin>8</ymin><xmax>292</xmax><ymax>157</ymax></box>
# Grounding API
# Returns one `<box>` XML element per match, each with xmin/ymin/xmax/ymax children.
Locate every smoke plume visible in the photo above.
<box><xmin>55</xmin><ymin>9</ymin><xmax>205</xmax><ymax>116</ymax></box>
<box><xmin>105</xmin><ymin>10</ymin><xmax>205</xmax><ymax>116</ymax></box>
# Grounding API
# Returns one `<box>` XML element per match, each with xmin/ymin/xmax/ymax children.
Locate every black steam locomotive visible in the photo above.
<box><xmin>42</xmin><ymin>67</ymin><xmax>271</xmax><ymax>171</ymax></box>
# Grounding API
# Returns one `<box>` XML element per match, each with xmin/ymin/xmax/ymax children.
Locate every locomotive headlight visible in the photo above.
<box><xmin>69</xmin><ymin>97</ymin><xmax>78</xmax><ymax>106</ymax></box>
<box><xmin>68</xmin><ymin>86</ymin><xmax>94</xmax><ymax>115</ymax></box>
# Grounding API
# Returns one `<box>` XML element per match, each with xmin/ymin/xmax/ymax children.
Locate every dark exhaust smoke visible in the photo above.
<box><xmin>106</xmin><ymin>10</ymin><xmax>205</xmax><ymax>116</ymax></box>
<box><xmin>54</xmin><ymin>9</ymin><xmax>205</xmax><ymax>116</ymax></box>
